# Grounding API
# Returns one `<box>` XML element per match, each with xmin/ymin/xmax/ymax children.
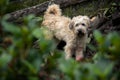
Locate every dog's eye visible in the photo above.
<box><xmin>81</xmin><ymin>23</ymin><xmax>86</xmax><ymax>26</ymax></box>
<box><xmin>75</xmin><ymin>23</ymin><xmax>79</xmax><ymax>27</ymax></box>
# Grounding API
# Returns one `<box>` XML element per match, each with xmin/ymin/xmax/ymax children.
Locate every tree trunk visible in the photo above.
<box><xmin>7</xmin><ymin>0</ymin><xmax>87</xmax><ymax>21</ymax></box>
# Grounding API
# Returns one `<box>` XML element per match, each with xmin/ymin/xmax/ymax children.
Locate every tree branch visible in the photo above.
<box><xmin>7</xmin><ymin>0</ymin><xmax>87</xmax><ymax>21</ymax></box>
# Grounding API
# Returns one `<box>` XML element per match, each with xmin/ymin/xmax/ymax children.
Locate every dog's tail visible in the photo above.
<box><xmin>45</xmin><ymin>4</ymin><xmax>62</xmax><ymax>16</ymax></box>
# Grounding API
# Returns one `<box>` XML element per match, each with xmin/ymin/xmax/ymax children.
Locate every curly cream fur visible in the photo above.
<box><xmin>42</xmin><ymin>4</ymin><xmax>90</xmax><ymax>61</ymax></box>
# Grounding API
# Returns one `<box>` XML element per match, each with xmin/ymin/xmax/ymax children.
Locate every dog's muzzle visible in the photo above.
<box><xmin>77</xmin><ymin>29</ymin><xmax>85</xmax><ymax>37</ymax></box>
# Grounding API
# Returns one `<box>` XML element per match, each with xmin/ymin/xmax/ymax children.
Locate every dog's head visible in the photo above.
<box><xmin>69</xmin><ymin>15</ymin><xmax>90</xmax><ymax>37</ymax></box>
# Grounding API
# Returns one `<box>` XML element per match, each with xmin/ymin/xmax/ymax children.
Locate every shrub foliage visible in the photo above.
<box><xmin>0</xmin><ymin>0</ymin><xmax>120</xmax><ymax>80</ymax></box>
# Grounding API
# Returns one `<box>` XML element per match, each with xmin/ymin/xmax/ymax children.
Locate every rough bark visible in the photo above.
<box><xmin>7</xmin><ymin>0</ymin><xmax>87</xmax><ymax>21</ymax></box>
<box><xmin>90</xmin><ymin>12</ymin><xmax>120</xmax><ymax>33</ymax></box>
<box><xmin>86</xmin><ymin>11</ymin><xmax>120</xmax><ymax>58</ymax></box>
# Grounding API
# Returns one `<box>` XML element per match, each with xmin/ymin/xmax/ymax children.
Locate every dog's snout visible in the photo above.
<box><xmin>78</xmin><ymin>29</ymin><xmax>84</xmax><ymax>36</ymax></box>
<box><xmin>78</xmin><ymin>29</ymin><xmax>82</xmax><ymax>33</ymax></box>
<box><xmin>72</xmin><ymin>53</ymin><xmax>76</xmax><ymax>58</ymax></box>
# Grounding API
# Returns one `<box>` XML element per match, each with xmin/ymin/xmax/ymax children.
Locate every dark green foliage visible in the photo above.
<box><xmin>0</xmin><ymin>14</ymin><xmax>62</xmax><ymax>80</ymax></box>
<box><xmin>0</xmin><ymin>0</ymin><xmax>120</xmax><ymax>80</ymax></box>
<box><xmin>0</xmin><ymin>14</ymin><xmax>120</xmax><ymax>80</ymax></box>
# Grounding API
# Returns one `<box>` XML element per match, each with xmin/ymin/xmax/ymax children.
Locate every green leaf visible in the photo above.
<box><xmin>0</xmin><ymin>53</ymin><xmax>12</xmax><ymax>67</ymax></box>
<box><xmin>1</xmin><ymin>16</ymin><xmax>21</xmax><ymax>35</ymax></box>
<box><xmin>21</xmin><ymin>59</ymin><xmax>37</xmax><ymax>74</ymax></box>
<box><xmin>33</xmin><ymin>58</ymin><xmax>41</xmax><ymax>72</ymax></box>
<box><xmin>28</xmin><ymin>77</ymin><xmax>39</xmax><ymax>80</ymax></box>
<box><xmin>104</xmin><ymin>62</ymin><xmax>113</xmax><ymax>76</ymax></box>
<box><xmin>32</xmin><ymin>28</ymin><xmax>42</xmax><ymax>39</ymax></box>
<box><xmin>93</xmin><ymin>30</ymin><xmax>103</xmax><ymax>43</ymax></box>
<box><xmin>59</xmin><ymin>58</ymin><xmax>79</xmax><ymax>77</ymax></box>
<box><xmin>23</xmin><ymin>14</ymin><xmax>41</xmax><ymax>29</ymax></box>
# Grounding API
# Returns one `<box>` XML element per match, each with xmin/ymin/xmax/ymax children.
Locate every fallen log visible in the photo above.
<box><xmin>7</xmin><ymin>0</ymin><xmax>87</xmax><ymax>21</ymax></box>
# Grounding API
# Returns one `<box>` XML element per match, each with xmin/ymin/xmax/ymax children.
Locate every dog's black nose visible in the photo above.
<box><xmin>78</xmin><ymin>29</ymin><xmax>82</xmax><ymax>33</ymax></box>
<box><xmin>72</xmin><ymin>53</ymin><xmax>76</xmax><ymax>58</ymax></box>
<box><xmin>78</xmin><ymin>30</ymin><xmax>84</xmax><ymax>36</ymax></box>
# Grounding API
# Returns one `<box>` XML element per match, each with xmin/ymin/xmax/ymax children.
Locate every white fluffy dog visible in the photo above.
<box><xmin>42</xmin><ymin>4</ymin><xmax>91</xmax><ymax>61</ymax></box>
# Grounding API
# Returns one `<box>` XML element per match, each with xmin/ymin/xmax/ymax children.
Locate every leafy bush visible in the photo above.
<box><xmin>1</xmin><ymin>15</ymin><xmax>120</xmax><ymax>80</ymax></box>
<box><xmin>0</xmin><ymin>14</ymin><xmax>63</xmax><ymax>80</ymax></box>
<box><xmin>0</xmin><ymin>0</ymin><xmax>120</xmax><ymax>80</ymax></box>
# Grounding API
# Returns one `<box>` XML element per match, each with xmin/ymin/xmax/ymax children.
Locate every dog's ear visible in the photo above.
<box><xmin>83</xmin><ymin>16</ymin><xmax>91</xmax><ymax>27</ymax></box>
<box><xmin>69</xmin><ymin>21</ymin><xmax>74</xmax><ymax>29</ymax></box>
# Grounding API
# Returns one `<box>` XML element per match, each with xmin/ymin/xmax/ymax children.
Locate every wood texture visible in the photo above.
<box><xmin>7</xmin><ymin>0</ymin><xmax>87</xmax><ymax>21</ymax></box>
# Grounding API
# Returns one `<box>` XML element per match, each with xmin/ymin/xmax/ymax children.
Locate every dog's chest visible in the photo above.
<box><xmin>76</xmin><ymin>36</ymin><xmax>87</xmax><ymax>47</ymax></box>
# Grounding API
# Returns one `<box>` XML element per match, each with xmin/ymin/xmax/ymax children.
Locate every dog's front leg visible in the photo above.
<box><xmin>64</xmin><ymin>42</ymin><xmax>75</xmax><ymax>60</ymax></box>
<box><xmin>75</xmin><ymin>47</ymin><xmax>84</xmax><ymax>61</ymax></box>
